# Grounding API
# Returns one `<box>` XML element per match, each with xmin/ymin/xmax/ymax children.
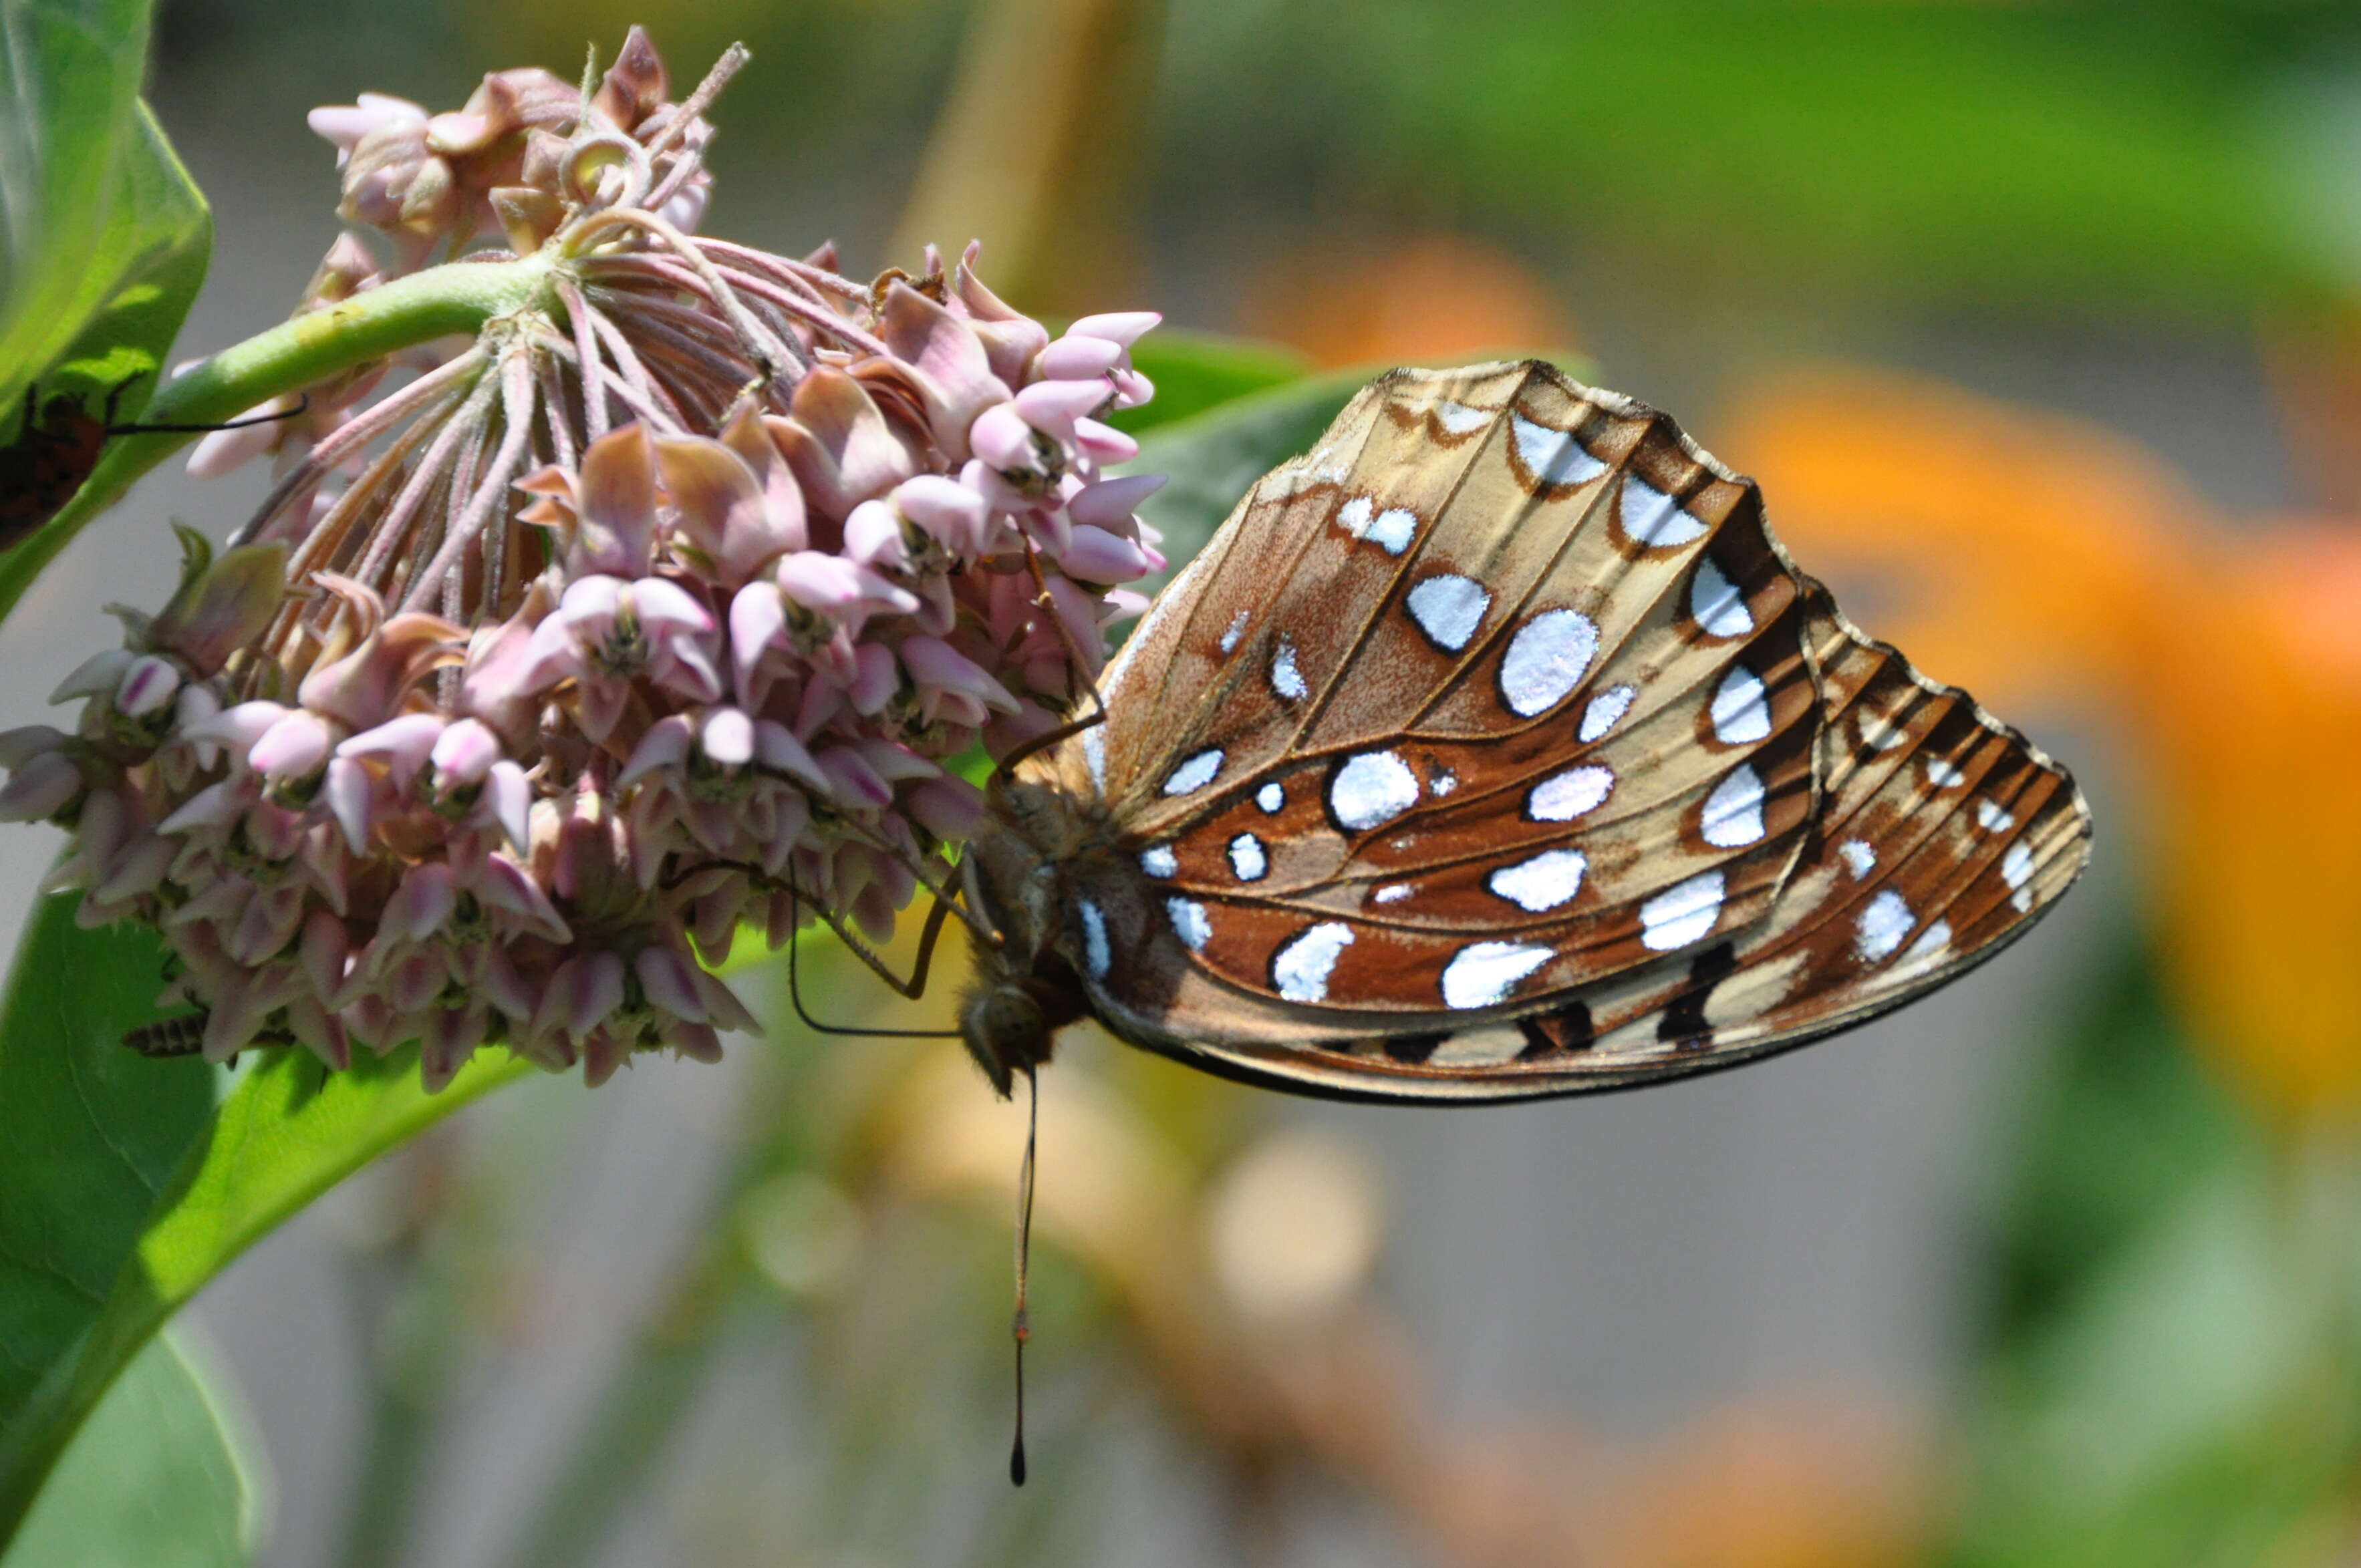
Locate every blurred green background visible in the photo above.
<box><xmin>9</xmin><ymin>1</ymin><xmax>2361</xmax><ymax>1563</ymax></box>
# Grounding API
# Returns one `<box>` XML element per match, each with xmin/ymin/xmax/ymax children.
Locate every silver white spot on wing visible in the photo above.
<box><xmin>1926</xmin><ymin>758</ymin><xmax>1965</xmax><ymax>789</ymax></box>
<box><xmin>1432</xmin><ymin>770</ymin><xmax>1457</xmax><ymax>796</ymax></box>
<box><xmin>1256</xmin><ymin>781</ymin><xmax>1284</xmax><ymax>814</ymax></box>
<box><xmin>1976</xmin><ymin>798</ymin><xmax>2016</xmax><ymax>833</ymax></box>
<box><xmin>1528</xmin><ymin>764</ymin><xmax>1615</xmax><ymax>822</ymax></box>
<box><xmin>1162</xmin><ymin>748</ymin><xmax>1223</xmax><ymax>796</ymax></box>
<box><xmin>1499</xmin><ymin>608</ymin><xmax>1599</xmax><ymax>717</ymax></box>
<box><xmin>1640</xmin><ymin>871</ymin><xmax>1725</xmax><ymax>951</ymax></box>
<box><xmin>1219</xmin><ymin>608</ymin><xmax>1250</xmax><ymax>654</ymax></box>
<box><xmin>1079</xmin><ymin>900</ymin><xmax>1111</xmax><ymax>979</ymax></box>
<box><xmin>1699</xmin><ymin>764</ymin><xmax>1767</xmax><ymax>848</ymax></box>
<box><xmin>1329</xmin><ymin>751</ymin><xmax>1421</xmax><ymax>831</ymax></box>
<box><xmin>1270</xmin><ymin>639</ymin><xmax>1307</xmax><ymax>700</ymax></box>
<box><xmin>1688</xmin><ymin>557</ymin><xmax>1754</xmax><ymax>638</ymax></box>
<box><xmin>1838</xmin><ymin>839</ymin><xmax>1877</xmax><ymax>880</ymax></box>
<box><xmin>2001</xmin><ymin>841</ymin><xmax>2036</xmax><ymax>912</ymax></box>
<box><xmin>1854</xmin><ymin>889</ymin><xmax>1914</xmax><ymax>962</ymax></box>
<box><xmin>1139</xmin><ymin>845</ymin><xmax>1177</xmax><ymax>878</ymax></box>
<box><xmin>1368</xmin><ymin>508</ymin><xmax>1418</xmax><ymax>553</ymax></box>
<box><xmin>1510</xmin><ymin>412</ymin><xmax>1608</xmax><ymax>488</ymax></box>
<box><xmin>1441</xmin><ymin>941</ymin><xmax>1554</xmax><ymax>1009</ymax></box>
<box><xmin>1435</xmin><ymin>400</ymin><xmax>1490</xmax><ymax>435</ymax></box>
<box><xmin>1900</xmin><ymin>919</ymin><xmax>1952</xmax><ymax>967</ymax></box>
<box><xmin>1710</xmin><ymin>666</ymin><xmax>1771</xmax><ymax>745</ymax></box>
<box><xmin>1372</xmin><ymin>883</ymin><xmax>1412</xmax><ymax>905</ymax></box>
<box><xmin>1619</xmin><ymin>475</ymin><xmax>1709</xmax><ymax>547</ymax></box>
<box><xmin>1857</xmin><ymin>714</ymin><xmax>1909</xmax><ymax>752</ymax></box>
<box><xmin>1167</xmin><ymin>898</ymin><xmax>1212</xmax><ymax>952</ymax></box>
<box><xmin>1228</xmin><ymin>833</ymin><xmax>1268</xmax><ymax>882</ymax></box>
<box><xmin>1578</xmin><ymin>683</ymin><xmax>1637</xmax><ymax>744</ymax></box>
<box><xmin>1486</xmin><ymin>848</ymin><xmax>1588</xmax><ymax>912</ymax></box>
<box><xmin>1405</xmin><ymin>573</ymin><xmax>1490</xmax><ymax>652</ymax></box>
<box><xmin>1341</xmin><ymin>496</ymin><xmax>1417</xmax><ymax>554</ymax></box>
<box><xmin>1273</xmin><ymin>922</ymin><xmax>1355</xmax><ymax>1003</ymax></box>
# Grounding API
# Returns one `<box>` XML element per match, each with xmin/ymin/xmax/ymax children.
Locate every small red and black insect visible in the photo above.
<box><xmin>0</xmin><ymin>377</ymin><xmax>307</xmax><ymax>550</ymax></box>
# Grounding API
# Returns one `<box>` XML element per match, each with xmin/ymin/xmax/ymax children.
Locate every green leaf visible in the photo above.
<box><xmin>0</xmin><ymin>899</ymin><xmax>212</xmax><ymax>1458</ymax></box>
<box><xmin>1128</xmin><ymin>365</ymin><xmax>1371</xmax><ymax>581</ymax></box>
<box><xmin>1</xmin><ymin>1329</ymin><xmax>265</xmax><ymax>1568</ymax></box>
<box><xmin>0</xmin><ymin>894</ymin><xmax>529</xmax><ymax>1548</ymax></box>
<box><xmin>1114</xmin><ymin>331</ymin><xmax>1309</xmax><ymax>435</ymax></box>
<box><xmin>0</xmin><ymin>0</ymin><xmax>211</xmax><ymax>422</ymax></box>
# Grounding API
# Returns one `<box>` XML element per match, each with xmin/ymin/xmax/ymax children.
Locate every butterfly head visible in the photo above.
<box><xmin>957</xmin><ymin>777</ymin><xmax>1093</xmax><ymax>1097</ymax></box>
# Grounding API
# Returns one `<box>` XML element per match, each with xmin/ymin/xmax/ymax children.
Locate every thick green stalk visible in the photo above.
<box><xmin>0</xmin><ymin>251</ymin><xmax>563</xmax><ymax>629</ymax></box>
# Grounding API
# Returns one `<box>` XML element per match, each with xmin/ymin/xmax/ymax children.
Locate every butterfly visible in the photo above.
<box><xmin>0</xmin><ymin>379</ymin><xmax>305</xmax><ymax>548</ymax></box>
<box><xmin>947</xmin><ymin>359</ymin><xmax>2090</xmax><ymax>1104</ymax></box>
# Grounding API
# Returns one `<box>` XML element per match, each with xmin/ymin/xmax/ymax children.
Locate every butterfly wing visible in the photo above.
<box><xmin>1030</xmin><ymin>361</ymin><xmax>2089</xmax><ymax>1103</ymax></box>
<box><xmin>1079</xmin><ymin>361</ymin><xmax>1828</xmax><ymax>1016</ymax></box>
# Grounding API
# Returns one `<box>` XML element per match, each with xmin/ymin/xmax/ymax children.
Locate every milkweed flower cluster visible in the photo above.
<box><xmin>0</xmin><ymin>32</ymin><xmax>1165</xmax><ymax>1088</ymax></box>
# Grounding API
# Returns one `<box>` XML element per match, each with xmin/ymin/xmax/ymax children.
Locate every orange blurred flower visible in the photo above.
<box><xmin>1726</xmin><ymin>367</ymin><xmax>2361</xmax><ymax>1124</ymax></box>
<box><xmin>1247</xmin><ymin>232</ymin><xmax>1578</xmax><ymax>369</ymax></box>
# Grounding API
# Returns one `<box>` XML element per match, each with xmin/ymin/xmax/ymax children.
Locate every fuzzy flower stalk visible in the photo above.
<box><xmin>2</xmin><ymin>31</ymin><xmax>1165</xmax><ymax>1088</ymax></box>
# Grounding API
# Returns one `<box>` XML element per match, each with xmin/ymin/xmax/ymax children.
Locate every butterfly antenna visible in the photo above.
<box><xmin>1009</xmin><ymin>1062</ymin><xmax>1038</xmax><ymax>1487</ymax></box>
<box><xmin>108</xmin><ymin>391</ymin><xmax>311</xmax><ymax>436</ymax></box>
<box><xmin>782</xmin><ymin>880</ymin><xmax>963</xmax><ymax>1040</ymax></box>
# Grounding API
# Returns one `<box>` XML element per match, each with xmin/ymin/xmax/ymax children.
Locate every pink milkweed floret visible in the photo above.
<box><xmin>0</xmin><ymin>33</ymin><xmax>1166</xmax><ymax>1090</ymax></box>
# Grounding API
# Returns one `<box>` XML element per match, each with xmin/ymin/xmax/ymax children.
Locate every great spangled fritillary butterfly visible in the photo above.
<box><xmin>952</xmin><ymin>359</ymin><xmax>2090</xmax><ymax>1102</ymax></box>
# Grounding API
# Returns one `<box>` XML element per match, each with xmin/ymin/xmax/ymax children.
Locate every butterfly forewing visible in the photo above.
<box><xmin>1075</xmin><ymin>363</ymin><xmax>1829</xmax><ymax>1022</ymax></box>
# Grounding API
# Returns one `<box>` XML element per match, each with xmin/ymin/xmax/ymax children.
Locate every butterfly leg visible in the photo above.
<box><xmin>782</xmin><ymin>879</ymin><xmax>964</xmax><ymax>1039</ymax></box>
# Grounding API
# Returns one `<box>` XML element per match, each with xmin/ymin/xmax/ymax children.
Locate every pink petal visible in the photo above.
<box><xmin>728</xmin><ymin>583</ymin><xmax>786</xmax><ymax>697</ymax></box>
<box><xmin>846</xmin><ymin>643</ymin><xmax>896</xmax><ymax>716</ymax></box>
<box><xmin>484</xmin><ymin>760</ymin><xmax>531</xmax><ymax>852</ymax></box>
<box><xmin>1013</xmin><ymin>379</ymin><xmax>1110</xmax><ymax>442</ymax></box>
<box><xmin>1072</xmin><ymin>417</ymin><xmax>1138</xmax><ymax>464</ymax></box>
<box><xmin>842</xmin><ymin>500</ymin><xmax>906</xmax><ymax>569</ymax></box>
<box><xmin>1059</xmin><ymin>524</ymin><xmax>1150</xmax><ymax>584</ymax></box>
<box><xmin>1067</xmin><ymin>472</ymin><xmax>1165</xmax><ymax>528</ymax></box>
<box><xmin>619</xmin><ymin>714</ymin><xmax>692</xmax><ymax>787</ymax></box>
<box><xmin>0</xmin><ymin>752</ymin><xmax>81</xmax><ymax>821</ymax></box>
<box><xmin>700</xmin><ymin>706</ymin><xmax>754</xmax><ymax>767</ymax></box>
<box><xmin>753</xmin><ymin>721</ymin><xmax>828</xmax><ymax>791</ymax></box>
<box><xmin>379</xmin><ymin>862</ymin><xmax>458</xmax><ymax>945</ymax></box>
<box><xmin>968</xmin><ymin>402</ymin><xmax>1039</xmax><ymax>472</ymax></box>
<box><xmin>0</xmin><ymin>725</ymin><xmax>67</xmax><ymax>767</ymax></box>
<box><xmin>908</xmin><ymin>776</ymin><xmax>984</xmax><ymax>840</ymax></box>
<box><xmin>628</xmin><ymin>576</ymin><xmax>714</xmax><ymax>635</ymax></box>
<box><xmin>249</xmin><ymin>711</ymin><xmax>336</xmax><ymax>780</ymax></box>
<box><xmin>50</xmin><ymin>649</ymin><xmax>134</xmax><ymax>703</ymax></box>
<box><xmin>114</xmin><ymin>655</ymin><xmax>182</xmax><ymax>718</ymax></box>
<box><xmin>183</xmin><ymin>700</ymin><xmax>290</xmax><ymax>756</ymax></box>
<box><xmin>1067</xmin><ymin>311</ymin><xmax>1161</xmax><ymax>347</ymax></box>
<box><xmin>339</xmin><ymin>712</ymin><xmax>446</xmax><ymax>788</ymax></box>
<box><xmin>323</xmin><ymin>756</ymin><xmax>374</xmax><ymax>853</ymax></box>
<box><xmin>428</xmin><ymin>717</ymin><xmax>501</xmax><ymax>785</ymax></box>
<box><xmin>1038</xmin><ymin>335</ymin><xmax>1124</xmax><ymax>380</ymax></box>
<box><xmin>634</xmin><ymin>946</ymin><xmax>706</xmax><ymax>1022</ymax></box>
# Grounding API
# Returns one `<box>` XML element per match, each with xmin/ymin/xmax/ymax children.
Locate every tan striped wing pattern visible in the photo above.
<box><xmin>1045</xmin><ymin>361</ymin><xmax>2089</xmax><ymax>1102</ymax></box>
